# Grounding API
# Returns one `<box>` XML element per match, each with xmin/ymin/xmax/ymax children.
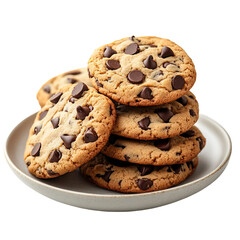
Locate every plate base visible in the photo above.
<box><xmin>5</xmin><ymin>114</ymin><xmax>231</xmax><ymax>211</ymax></box>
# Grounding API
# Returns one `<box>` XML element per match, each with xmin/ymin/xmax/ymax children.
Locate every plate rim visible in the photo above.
<box><xmin>4</xmin><ymin>114</ymin><xmax>232</xmax><ymax>199</ymax></box>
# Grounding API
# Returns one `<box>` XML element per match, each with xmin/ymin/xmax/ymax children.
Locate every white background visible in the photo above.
<box><xmin>0</xmin><ymin>0</ymin><xmax>238</xmax><ymax>239</ymax></box>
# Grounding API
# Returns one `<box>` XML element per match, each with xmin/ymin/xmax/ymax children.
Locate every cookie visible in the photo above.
<box><xmin>112</xmin><ymin>92</ymin><xmax>199</xmax><ymax>140</ymax></box>
<box><xmin>80</xmin><ymin>154</ymin><xmax>198</xmax><ymax>193</ymax></box>
<box><xmin>88</xmin><ymin>36</ymin><xmax>196</xmax><ymax>106</ymax></box>
<box><xmin>24</xmin><ymin>83</ymin><xmax>116</xmax><ymax>178</ymax></box>
<box><xmin>101</xmin><ymin>126</ymin><xmax>205</xmax><ymax>166</ymax></box>
<box><xmin>37</xmin><ymin>68</ymin><xmax>93</xmax><ymax>107</ymax></box>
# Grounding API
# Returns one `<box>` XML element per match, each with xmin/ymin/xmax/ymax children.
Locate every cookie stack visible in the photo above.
<box><xmin>25</xmin><ymin>36</ymin><xmax>206</xmax><ymax>194</ymax></box>
<box><xmin>82</xmin><ymin>36</ymin><xmax>206</xmax><ymax>193</ymax></box>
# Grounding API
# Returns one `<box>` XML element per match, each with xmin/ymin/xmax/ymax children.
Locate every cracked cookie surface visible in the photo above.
<box><xmin>112</xmin><ymin>92</ymin><xmax>199</xmax><ymax>140</ymax></box>
<box><xmin>24</xmin><ymin>83</ymin><xmax>116</xmax><ymax>178</ymax></box>
<box><xmin>80</xmin><ymin>153</ymin><xmax>198</xmax><ymax>193</ymax></box>
<box><xmin>88</xmin><ymin>36</ymin><xmax>196</xmax><ymax>106</ymax></box>
<box><xmin>102</xmin><ymin>126</ymin><xmax>205</xmax><ymax>166</ymax></box>
<box><xmin>37</xmin><ymin>68</ymin><xmax>92</xmax><ymax>107</ymax></box>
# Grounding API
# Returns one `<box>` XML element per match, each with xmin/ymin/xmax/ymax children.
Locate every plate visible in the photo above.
<box><xmin>4</xmin><ymin>114</ymin><xmax>231</xmax><ymax>211</ymax></box>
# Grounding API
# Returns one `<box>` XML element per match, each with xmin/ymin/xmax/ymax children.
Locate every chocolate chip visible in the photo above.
<box><xmin>138</xmin><ymin>117</ymin><xmax>150</xmax><ymax>130</ymax></box>
<box><xmin>138</xmin><ymin>87</ymin><xmax>153</xmax><ymax>99</ymax></box>
<box><xmin>96</xmin><ymin>79</ymin><xmax>103</xmax><ymax>87</ymax></box>
<box><xmin>177</xmin><ymin>96</ymin><xmax>188</xmax><ymax>106</ymax></box>
<box><xmin>39</xmin><ymin>110</ymin><xmax>48</xmax><ymax>120</ymax></box>
<box><xmin>196</xmin><ymin>137</ymin><xmax>204</xmax><ymax>149</ymax></box>
<box><xmin>67</xmin><ymin>78</ymin><xmax>77</xmax><ymax>84</ymax></box>
<box><xmin>189</xmin><ymin>109</ymin><xmax>196</xmax><ymax>116</ymax></box>
<box><xmin>51</xmin><ymin>117</ymin><xmax>60</xmax><ymax>129</ymax></box>
<box><xmin>31</xmin><ymin>142</ymin><xmax>41</xmax><ymax>157</ymax></box>
<box><xmin>106</xmin><ymin>59</ymin><xmax>121</xmax><ymax>70</ymax></box>
<box><xmin>171</xmin><ymin>164</ymin><xmax>182</xmax><ymax>174</ymax></box>
<box><xmin>181</xmin><ymin>130</ymin><xmax>195</xmax><ymax>137</ymax></box>
<box><xmin>72</xmin><ymin>82</ymin><xmax>88</xmax><ymax>99</ymax></box>
<box><xmin>96</xmin><ymin>170</ymin><xmax>114</xmax><ymax>182</ymax></box>
<box><xmin>124</xmin><ymin>155</ymin><xmax>130</xmax><ymax>161</ymax></box>
<box><xmin>124</xmin><ymin>43</ymin><xmax>139</xmax><ymax>55</ymax></box>
<box><xmin>137</xmin><ymin>165</ymin><xmax>154</xmax><ymax>176</ymax></box>
<box><xmin>143</xmin><ymin>55</ymin><xmax>157</xmax><ymax>69</ymax></box>
<box><xmin>127</xmin><ymin>70</ymin><xmax>145</xmax><ymax>84</ymax></box>
<box><xmin>48</xmin><ymin>149</ymin><xmax>62</xmax><ymax>163</ymax></box>
<box><xmin>171</xmin><ymin>75</ymin><xmax>185</xmax><ymax>90</ymax></box>
<box><xmin>69</xmin><ymin>97</ymin><xmax>77</xmax><ymax>104</ymax></box>
<box><xmin>136</xmin><ymin>178</ymin><xmax>153</xmax><ymax>190</ymax></box>
<box><xmin>159</xmin><ymin>46</ymin><xmax>174</xmax><ymax>58</ymax></box>
<box><xmin>49</xmin><ymin>92</ymin><xmax>63</xmax><ymax>104</ymax></box>
<box><xmin>155</xmin><ymin>108</ymin><xmax>174</xmax><ymax>122</ymax></box>
<box><xmin>129</xmin><ymin>35</ymin><xmax>135</xmax><ymax>41</ymax></box>
<box><xmin>84</xmin><ymin>127</ymin><xmax>98</xmax><ymax>143</ymax></box>
<box><xmin>154</xmin><ymin>138</ymin><xmax>170</xmax><ymax>150</ymax></box>
<box><xmin>34</xmin><ymin>125</ymin><xmax>42</xmax><ymax>135</ymax></box>
<box><xmin>162</xmin><ymin>62</ymin><xmax>171</xmax><ymax>68</ymax></box>
<box><xmin>26</xmin><ymin>162</ymin><xmax>31</xmax><ymax>167</ymax></box>
<box><xmin>47</xmin><ymin>169</ymin><xmax>58</xmax><ymax>176</ymax></box>
<box><xmin>103</xmin><ymin>47</ymin><xmax>117</xmax><ymax>58</ymax></box>
<box><xmin>43</xmin><ymin>84</ymin><xmax>51</xmax><ymax>93</ymax></box>
<box><xmin>76</xmin><ymin>106</ymin><xmax>90</xmax><ymax>120</ymax></box>
<box><xmin>61</xmin><ymin>134</ymin><xmax>76</xmax><ymax>149</ymax></box>
<box><xmin>64</xmin><ymin>70</ymin><xmax>81</xmax><ymax>76</ymax></box>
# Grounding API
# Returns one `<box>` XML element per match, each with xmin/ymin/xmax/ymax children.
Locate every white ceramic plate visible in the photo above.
<box><xmin>4</xmin><ymin>114</ymin><xmax>231</xmax><ymax>211</ymax></box>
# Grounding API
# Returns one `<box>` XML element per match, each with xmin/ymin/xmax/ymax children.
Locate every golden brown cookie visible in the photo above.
<box><xmin>102</xmin><ymin>126</ymin><xmax>205</xmax><ymax>166</ymax></box>
<box><xmin>88</xmin><ymin>36</ymin><xmax>196</xmax><ymax>106</ymax></box>
<box><xmin>24</xmin><ymin>83</ymin><xmax>116</xmax><ymax>178</ymax></box>
<box><xmin>112</xmin><ymin>92</ymin><xmax>199</xmax><ymax>140</ymax></box>
<box><xmin>80</xmin><ymin>154</ymin><xmax>198</xmax><ymax>193</ymax></box>
<box><xmin>37</xmin><ymin>68</ymin><xmax>92</xmax><ymax>107</ymax></box>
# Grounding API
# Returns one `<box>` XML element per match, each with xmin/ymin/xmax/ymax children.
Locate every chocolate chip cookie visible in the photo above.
<box><xmin>37</xmin><ymin>68</ymin><xmax>92</xmax><ymax>107</ymax></box>
<box><xmin>112</xmin><ymin>92</ymin><xmax>198</xmax><ymax>140</ymax></box>
<box><xmin>80</xmin><ymin>154</ymin><xmax>198</xmax><ymax>193</ymax></box>
<box><xmin>88</xmin><ymin>36</ymin><xmax>196</xmax><ymax>106</ymax></box>
<box><xmin>24</xmin><ymin>83</ymin><xmax>116</xmax><ymax>178</ymax></box>
<box><xmin>101</xmin><ymin>126</ymin><xmax>205</xmax><ymax>166</ymax></box>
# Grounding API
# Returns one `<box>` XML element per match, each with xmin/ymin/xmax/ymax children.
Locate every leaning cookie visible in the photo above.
<box><xmin>88</xmin><ymin>36</ymin><xmax>196</xmax><ymax>106</ymax></box>
<box><xmin>24</xmin><ymin>83</ymin><xmax>116</xmax><ymax>178</ymax></box>
<box><xmin>37</xmin><ymin>68</ymin><xmax>92</xmax><ymax>107</ymax></box>
<box><xmin>112</xmin><ymin>92</ymin><xmax>199</xmax><ymax>140</ymax></box>
<box><xmin>102</xmin><ymin>126</ymin><xmax>205</xmax><ymax>166</ymax></box>
<box><xmin>80</xmin><ymin>154</ymin><xmax>198</xmax><ymax>193</ymax></box>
